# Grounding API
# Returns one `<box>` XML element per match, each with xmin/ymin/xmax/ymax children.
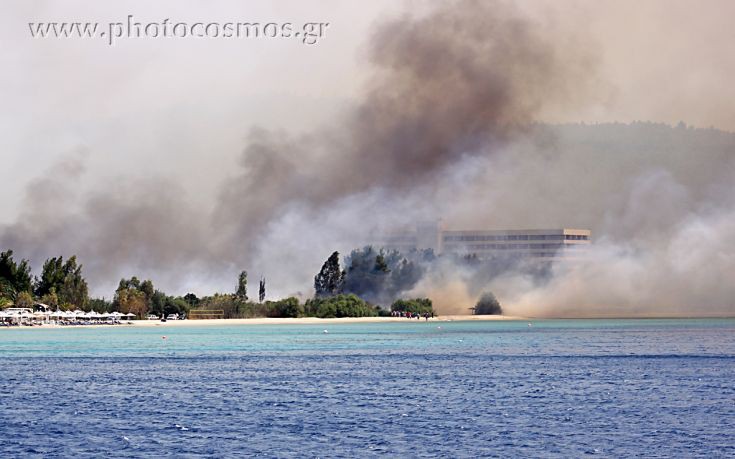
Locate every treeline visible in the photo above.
<box><xmin>313</xmin><ymin>248</ymin><xmax>437</xmax><ymax>316</ymax></box>
<box><xmin>1</xmin><ymin>247</ymin><xmax>500</xmax><ymax>319</ymax></box>
<box><xmin>0</xmin><ymin>250</ymin><xmax>192</xmax><ymax>317</ymax></box>
<box><xmin>314</xmin><ymin>247</ymin><xmax>503</xmax><ymax>316</ymax></box>
<box><xmin>314</xmin><ymin>247</ymin><xmax>432</xmax><ymax>305</ymax></box>
<box><xmin>193</xmin><ymin>293</ymin><xmax>381</xmax><ymax>319</ymax></box>
<box><xmin>0</xmin><ymin>250</ymin><xmax>88</xmax><ymax>311</ymax></box>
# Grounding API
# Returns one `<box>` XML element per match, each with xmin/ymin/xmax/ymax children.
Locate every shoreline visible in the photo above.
<box><xmin>129</xmin><ymin>314</ymin><xmax>528</xmax><ymax>327</ymax></box>
<box><xmin>1</xmin><ymin>315</ymin><xmax>525</xmax><ymax>329</ymax></box>
<box><xmin>2</xmin><ymin>315</ymin><xmax>733</xmax><ymax>330</ymax></box>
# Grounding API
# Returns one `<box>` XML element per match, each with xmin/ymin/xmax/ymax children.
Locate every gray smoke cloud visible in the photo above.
<box><xmin>213</xmin><ymin>0</ymin><xmax>596</xmax><ymax>253</ymax></box>
<box><xmin>401</xmin><ymin>123</ymin><xmax>735</xmax><ymax>316</ymax></box>
<box><xmin>1</xmin><ymin>1</ymin><xmax>733</xmax><ymax>317</ymax></box>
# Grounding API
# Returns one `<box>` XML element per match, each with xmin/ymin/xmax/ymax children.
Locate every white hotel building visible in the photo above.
<box><xmin>376</xmin><ymin>221</ymin><xmax>591</xmax><ymax>260</ymax></box>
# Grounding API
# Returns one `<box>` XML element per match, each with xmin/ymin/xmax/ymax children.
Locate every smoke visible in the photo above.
<box><xmin>1</xmin><ymin>1</ymin><xmax>733</xmax><ymax>317</ymax></box>
<box><xmin>213</xmin><ymin>0</ymin><xmax>595</xmax><ymax>253</ymax></box>
<box><xmin>493</xmin><ymin>206</ymin><xmax>735</xmax><ymax>317</ymax></box>
<box><xmin>414</xmin><ymin>124</ymin><xmax>735</xmax><ymax>316</ymax></box>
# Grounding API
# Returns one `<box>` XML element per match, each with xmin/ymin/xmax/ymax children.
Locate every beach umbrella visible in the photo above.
<box><xmin>3</xmin><ymin>311</ymin><xmax>17</xmax><ymax>323</ymax></box>
<box><xmin>124</xmin><ymin>313</ymin><xmax>135</xmax><ymax>318</ymax></box>
<box><xmin>32</xmin><ymin>310</ymin><xmax>50</xmax><ymax>323</ymax></box>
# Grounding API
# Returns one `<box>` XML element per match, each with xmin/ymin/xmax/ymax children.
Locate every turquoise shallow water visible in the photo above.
<box><xmin>0</xmin><ymin>319</ymin><xmax>734</xmax><ymax>457</ymax></box>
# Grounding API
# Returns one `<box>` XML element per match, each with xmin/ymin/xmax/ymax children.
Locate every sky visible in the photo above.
<box><xmin>1</xmin><ymin>0</ymin><xmax>734</xmax><ymax>308</ymax></box>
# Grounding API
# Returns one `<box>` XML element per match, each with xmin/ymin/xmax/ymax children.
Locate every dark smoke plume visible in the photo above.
<box><xmin>214</xmin><ymin>0</ymin><xmax>595</xmax><ymax>255</ymax></box>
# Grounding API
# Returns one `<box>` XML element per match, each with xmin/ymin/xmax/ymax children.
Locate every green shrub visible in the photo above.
<box><xmin>265</xmin><ymin>297</ymin><xmax>303</xmax><ymax>318</ymax></box>
<box><xmin>475</xmin><ymin>292</ymin><xmax>502</xmax><ymax>315</ymax></box>
<box><xmin>305</xmin><ymin>294</ymin><xmax>377</xmax><ymax>318</ymax></box>
<box><xmin>391</xmin><ymin>298</ymin><xmax>433</xmax><ymax>315</ymax></box>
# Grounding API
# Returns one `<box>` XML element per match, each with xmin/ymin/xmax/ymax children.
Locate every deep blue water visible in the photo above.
<box><xmin>0</xmin><ymin>319</ymin><xmax>734</xmax><ymax>457</ymax></box>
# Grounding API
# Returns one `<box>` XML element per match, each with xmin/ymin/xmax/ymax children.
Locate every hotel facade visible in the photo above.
<box><xmin>376</xmin><ymin>221</ymin><xmax>591</xmax><ymax>261</ymax></box>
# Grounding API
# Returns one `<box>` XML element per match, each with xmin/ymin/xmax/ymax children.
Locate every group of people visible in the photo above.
<box><xmin>390</xmin><ymin>310</ymin><xmax>433</xmax><ymax>321</ymax></box>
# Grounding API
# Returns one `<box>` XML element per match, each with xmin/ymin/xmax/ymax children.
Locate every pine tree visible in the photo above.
<box><xmin>236</xmin><ymin>270</ymin><xmax>248</xmax><ymax>300</ymax></box>
<box><xmin>0</xmin><ymin>250</ymin><xmax>32</xmax><ymax>298</ymax></box>
<box><xmin>35</xmin><ymin>255</ymin><xmax>89</xmax><ymax>309</ymax></box>
<box><xmin>259</xmin><ymin>278</ymin><xmax>266</xmax><ymax>303</ymax></box>
<box><xmin>374</xmin><ymin>252</ymin><xmax>389</xmax><ymax>273</ymax></box>
<box><xmin>314</xmin><ymin>251</ymin><xmax>344</xmax><ymax>297</ymax></box>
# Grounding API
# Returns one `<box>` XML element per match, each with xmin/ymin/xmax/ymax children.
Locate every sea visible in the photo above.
<box><xmin>0</xmin><ymin>319</ymin><xmax>733</xmax><ymax>458</ymax></box>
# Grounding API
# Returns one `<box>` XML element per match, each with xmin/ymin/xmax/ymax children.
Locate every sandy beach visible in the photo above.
<box><xmin>128</xmin><ymin>315</ymin><xmax>526</xmax><ymax>327</ymax></box>
<box><xmin>0</xmin><ymin>315</ymin><xmax>527</xmax><ymax>329</ymax></box>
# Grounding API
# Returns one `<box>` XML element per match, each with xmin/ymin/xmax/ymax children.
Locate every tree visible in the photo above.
<box><xmin>149</xmin><ymin>290</ymin><xmax>167</xmax><ymax>317</ymax></box>
<box><xmin>88</xmin><ymin>297</ymin><xmax>111</xmax><ymax>313</ymax></box>
<box><xmin>113</xmin><ymin>277</ymin><xmax>154</xmax><ymax>317</ymax></box>
<box><xmin>184</xmin><ymin>293</ymin><xmax>199</xmax><ymax>307</ymax></box>
<box><xmin>236</xmin><ymin>270</ymin><xmax>248</xmax><ymax>300</ymax></box>
<box><xmin>475</xmin><ymin>292</ymin><xmax>502</xmax><ymax>315</ymax></box>
<box><xmin>40</xmin><ymin>288</ymin><xmax>59</xmax><ymax>310</ymax></box>
<box><xmin>305</xmin><ymin>294</ymin><xmax>377</xmax><ymax>318</ymax></box>
<box><xmin>195</xmin><ymin>293</ymin><xmax>248</xmax><ymax>319</ymax></box>
<box><xmin>35</xmin><ymin>256</ymin><xmax>89</xmax><ymax>309</ymax></box>
<box><xmin>117</xmin><ymin>276</ymin><xmax>141</xmax><ymax>291</ymax></box>
<box><xmin>114</xmin><ymin>287</ymin><xmax>147</xmax><ymax>317</ymax></box>
<box><xmin>140</xmin><ymin>279</ymin><xmax>155</xmax><ymax>301</ymax></box>
<box><xmin>342</xmin><ymin>247</ymin><xmax>391</xmax><ymax>303</ymax></box>
<box><xmin>0</xmin><ymin>296</ymin><xmax>11</xmax><ymax>308</ymax></box>
<box><xmin>374</xmin><ymin>253</ymin><xmax>389</xmax><ymax>273</ymax></box>
<box><xmin>0</xmin><ymin>250</ymin><xmax>33</xmax><ymax>299</ymax></box>
<box><xmin>265</xmin><ymin>297</ymin><xmax>302</xmax><ymax>318</ymax></box>
<box><xmin>314</xmin><ymin>251</ymin><xmax>344</xmax><ymax>297</ymax></box>
<box><xmin>164</xmin><ymin>296</ymin><xmax>189</xmax><ymax>316</ymax></box>
<box><xmin>35</xmin><ymin>257</ymin><xmax>65</xmax><ymax>298</ymax></box>
<box><xmin>15</xmin><ymin>291</ymin><xmax>33</xmax><ymax>309</ymax></box>
<box><xmin>58</xmin><ymin>257</ymin><xmax>88</xmax><ymax>309</ymax></box>
<box><xmin>0</xmin><ymin>278</ymin><xmax>16</xmax><ymax>303</ymax></box>
<box><xmin>341</xmin><ymin>247</ymin><xmax>424</xmax><ymax>305</ymax></box>
<box><xmin>259</xmin><ymin>278</ymin><xmax>266</xmax><ymax>303</ymax></box>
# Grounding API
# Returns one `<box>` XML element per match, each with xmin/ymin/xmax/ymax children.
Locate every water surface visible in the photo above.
<box><xmin>1</xmin><ymin>319</ymin><xmax>733</xmax><ymax>457</ymax></box>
